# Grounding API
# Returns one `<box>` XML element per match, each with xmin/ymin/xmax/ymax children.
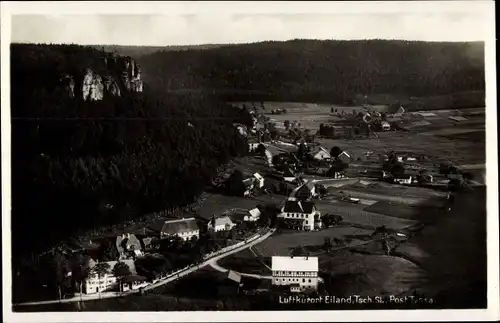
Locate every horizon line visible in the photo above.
<box><xmin>11</xmin><ymin>38</ymin><xmax>486</xmax><ymax>47</ymax></box>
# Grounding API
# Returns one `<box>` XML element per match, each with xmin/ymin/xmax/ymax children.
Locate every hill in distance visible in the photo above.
<box><xmin>134</xmin><ymin>39</ymin><xmax>485</xmax><ymax>108</ymax></box>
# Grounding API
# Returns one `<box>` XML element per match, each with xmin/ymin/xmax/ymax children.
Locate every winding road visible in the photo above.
<box><xmin>14</xmin><ymin>228</ymin><xmax>276</xmax><ymax>307</ymax></box>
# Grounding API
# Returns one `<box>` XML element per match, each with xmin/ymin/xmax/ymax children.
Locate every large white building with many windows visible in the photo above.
<box><xmin>278</xmin><ymin>198</ymin><xmax>321</xmax><ymax>231</ymax></box>
<box><xmin>271</xmin><ymin>256</ymin><xmax>319</xmax><ymax>292</ymax></box>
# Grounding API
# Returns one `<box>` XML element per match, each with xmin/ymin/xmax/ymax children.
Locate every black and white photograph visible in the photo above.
<box><xmin>2</xmin><ymin>1</ymin><xmax>498</xmax><ymax>322</ymax></box>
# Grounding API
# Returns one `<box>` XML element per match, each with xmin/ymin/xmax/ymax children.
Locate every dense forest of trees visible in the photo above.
<box><xmin>137</xmin><ymin>39</ymin><xmax>485</xmax><ymax>104</ymax></box>
<box><xmin>11</xmin><ymin>44</ymin><xmax>253</xmax><ymax>256</ymax></box>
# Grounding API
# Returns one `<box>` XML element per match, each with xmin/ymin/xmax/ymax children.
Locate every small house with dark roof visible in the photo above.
<box><xmin>290</xmin><ymin>181</ymin><xmax>318</xmax><ymax>201</ymax></box>
<box><xmin>161</xmin><ymin>218</ymin><xmax>200</xmax><ymax>241</ymax></box>
<box><xmin>278</xmin><ymin>198</ymin><xmax>320</xmax><ymax>231</ymax></box>
<box><xmin>337</xmin><ymin>151</ymin><xmax>351</xmax><ymax>164</ymax></box>
<box><xmin>116</xmin><ymin>233</ymin><xmax>143</xmax><ymax>260</ymax></box>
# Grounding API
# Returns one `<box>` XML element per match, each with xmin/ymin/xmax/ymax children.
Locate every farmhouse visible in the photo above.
<box><xmin>278</xmin><ymin>198</ymin><xmax>320</xmax><ymax>231</ymax></box>
<box><xmin>116</xmin><ymin>233</ymin><xmax>143</xmax><ymax>260</ymax></box>
<box><xmin>394</xmin><ymin>175</ymin><xmax>413</xmax><ymax>185</ymax></box>
<box><xmin>310</xmin><ymin>146</ymin><xmax>331</xmax><ymax>161</ymax></box>
<box><xmin>253</xmin><ymin>173</ymin><xmax>265</xmax><ymax>189</ymax></box>
<box><xmin>245</xmin><ymin>208</ymin><xmax>262</xmax><ymax>222</ymax></box>
<box><xmin>337</xmin><ymin>151</ymin><xmax>351</xmax><ymax>164</ymax></box>
<box><xmin>84</xmin><ymin>258</ymin><xmax>138</xmax><ymax>294</ymax></box>
<box><xmin>208</xmin><ymin>215</ymin><xmax>236</xmax><ymax>232</ymax></box>
<box><xmin>271</xmin><ymin>256</ymin><xmax>319</xmax><ymax>292</ymax></box>
<box><xmin>160</xmin><ymin>218</ymin><xmax>200</xmax><ymax>241</ymax></box>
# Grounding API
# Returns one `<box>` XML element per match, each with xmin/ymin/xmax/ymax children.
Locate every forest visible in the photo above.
<box><xmin>11</xmin><ymin>44</ymin><xmax>253</xmax><ymax>257</ymax></box>
<box><xmin>137</xmin><ymin>39</ymin><xmax>485</xmax><ymax>104</ymax></box>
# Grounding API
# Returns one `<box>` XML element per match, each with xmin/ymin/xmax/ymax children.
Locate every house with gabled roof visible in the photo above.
<box><xmin>337</xmin><ymin>150</ymin><xmax>351</xmax><ymax>164</ymax></box>
<box><xmin>160</xmin><ymin>218</ymin><xmax>200</xmax><ymax>241</ymax></box>
<box><xmin>253</xmin><ymin>173</ymin><xmax>265</xmax><ymax>189</ymax></box>
<box><xmin>208</xmin><ymin>215</ymin><xmax>236</xmax><ymax>232</ymax></box>
<box><xmin>278</xmin><ymin>198</ymin><xmax>320</xmax><ymax>231</ymax></box>
<box><xmin>245</xmin><ymin>208</ymin><xmax>261</xmax><ymax>222</ymax></box>
<box><xmin>309</xmin><ymin>146</ymin><xmax>332</xmax><ymax>161</ymax></box>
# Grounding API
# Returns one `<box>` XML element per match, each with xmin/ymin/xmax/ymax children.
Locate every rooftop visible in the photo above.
<box><xmin>272</xmin><ymin>256</ymin><xmax>319</xmax><ymax>272</ymax></box>
<box><xmin>282</xmin><ymin>199</ymin><xmax>315</xmax><ymax>214</ymax></box>
<box><xmin>210</xmin><ymin>215</ymin><xmax>235</xmax><ymax>228</ymax></box>
<box><xmin>161</xmin><ymin>218</ymin><xmax>199</xmax><ymax>235</ymax></box>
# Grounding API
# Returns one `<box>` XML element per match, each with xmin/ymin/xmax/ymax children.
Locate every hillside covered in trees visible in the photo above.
<box><xmin>11</xmin><ymin>44</ymin><xmax>253</xmax><ymax>256</ymax></box>
<box><xmin>137</xmin><ymin>39</ymin><xmax>485</xmax><ymax>105</ymax></box>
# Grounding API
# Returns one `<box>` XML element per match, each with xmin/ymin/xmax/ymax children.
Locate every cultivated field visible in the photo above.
<box><xmin>314</xmin><ymin>200</ymin><xmax>419</xmax><ymax>230</ymax></box>
<box><xmin>236</xmin><ymin>101</ymin><xmax>486</xmax><ymax>166</ymax></box>
<box><xmin>253</xmin><ymin>226</ymin><xmax>375</xmax><ymax>257</ymax></box>
<box><xmin>320</xmin><ymin>250</ymin><xmax>429</xmax><ymax>297</ymax></box>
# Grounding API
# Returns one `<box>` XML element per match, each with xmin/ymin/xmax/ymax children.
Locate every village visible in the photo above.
<box><xmin>14</xmin><ymin>101</ymin><xmax>485</xmax><ymax>306</ymax></box>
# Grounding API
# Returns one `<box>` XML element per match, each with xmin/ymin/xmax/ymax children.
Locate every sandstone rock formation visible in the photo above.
<box><xmin>120</xmin><ymin>56</ymin><xmax>143</xmax><ymax>93</ymax></box>
<box><xmin>82</xmin><ymin>68</ymin><xmax>104</xmax><ymax>101</ymax></box>
<box><xmin>61</xmin><ymin>50</ymin><xmax>143</xmax><ymax>102</ymax></box>
<box><xmin>103</xmin><ymin>75</ymin><xmax>121</xmax><ymax>97</ymax></box>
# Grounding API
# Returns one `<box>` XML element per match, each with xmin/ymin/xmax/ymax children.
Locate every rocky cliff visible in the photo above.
<box><xmin>62</xmin><ymin>50</ymin><xmax>143</xmax><ymax>101</ymax></box>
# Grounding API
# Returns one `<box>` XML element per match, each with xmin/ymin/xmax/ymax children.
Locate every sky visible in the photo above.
<box><xmin>7</xmin><ymin>2</ymin><xmax>493</xmax><ymax>46</ymax></box>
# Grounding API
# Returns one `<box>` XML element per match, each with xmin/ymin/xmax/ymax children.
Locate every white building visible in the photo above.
<box><xmin>278</xmin><ymin>198</ymin><xmax>320</xmax><ymax>231</ymax></box>
<box><xmin>245</xmin><ymin>208</ymin><xmax>261</xmax><ymax>222</ymax></box>
<box><xmin>208</xmin><ymin>215</ymin><xmax>236</xmax><ymax>232</ymax></box>
<box><xmin>310</xmin><ymin>146</ymin><xmax>331</xmax><ymax>161</ymax></box>
<box><xmin>271</xmin><ymin>256</ymin><xmax>319</xmax><ymax>292</ymax></box>
<box><xmin>161</xmin><ymin>218</ymin><xmax>200</xmax><ymax>241</ymax></box>
<box><xmin>381</xmin><ymin>121</ymin><xmax>391</xmax><ymax>131</ymax></box>
<box><xmin>394</xmin><ymin>175</ymin><xmax>413</xmax><ymax>185</ymax></box>
<box><xmin>84</xmin><ymin>259</ymin><xmax>137</xmax><ymax>294</ymax></box>
<box><xmin>248</xmin><ymin>140</ymin><xmax>260</xmax><ymax>152</ymax></box>
<box><xmin>253</xmin><ymin>173</ymin><xmax>265</xmax><ymax>189</ymax></box>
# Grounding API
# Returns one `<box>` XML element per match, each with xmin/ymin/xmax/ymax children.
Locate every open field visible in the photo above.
<box><xmin>320</xmin><ymin>250</ymin><xmax>429</xmax><ymax>297</ymax></box>
<box><xmin>253</xmin><ymin>226</ymin><xmax>375</xmax><ymax>257</ymax></box>
<box><xmin>363</xmin><ymin>201</ymin><xmax>444</xmax><ymax>223</ymax></box>
<box><xmin>217</xmin><ymin>248</ymin><xmax>272</xmax><ymax>276</ymax></box>
<box><xmin>390</xmin><ymin>188</ymin><xmax>487</xmax><ymax>308</ymax></box>
<box><xmin>314</xmin><ymin>200</ymin><xmax>419</xmax><ymax>230</ymax></box>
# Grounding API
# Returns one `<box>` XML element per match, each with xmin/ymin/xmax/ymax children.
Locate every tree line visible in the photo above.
<box><xmin>137</xmin><ymin>39</ymin><xmax>485</xmax><ymax>104</ymax></box>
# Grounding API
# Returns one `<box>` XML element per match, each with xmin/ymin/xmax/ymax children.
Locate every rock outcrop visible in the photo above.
<box><xmin>103</xmin><ymin>75</ymin><xmax>121</xmax><ymax>97</ymax></box>
<box><xmin>60</xmin><ymin>50</ymin><xmax>143</xmax><ymax>101</ymax></box>
<box><xmin>120</xmin><ymin>56</ymin><xmax>143</xmax><ymax>93</ymax></box>
<box><xmin>82</xmin><ymin>68</ymin><xmax>104</xmax><ymax>101</ymax></box>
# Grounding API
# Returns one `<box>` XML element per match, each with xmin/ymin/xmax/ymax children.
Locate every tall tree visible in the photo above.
<box><xmin>91</xmin><ymin>261</ymin><xmax>110</xmax><ymax>298</ymax></box>
<box><xmin>49</xmin><ymin>252</ymin><xmax>71</xmax><ymax>300</ymax></box>
<box><xmin>112</xmin><ymin>261</ymin><xmax>132</xmax><ymax>293</ymax></box>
